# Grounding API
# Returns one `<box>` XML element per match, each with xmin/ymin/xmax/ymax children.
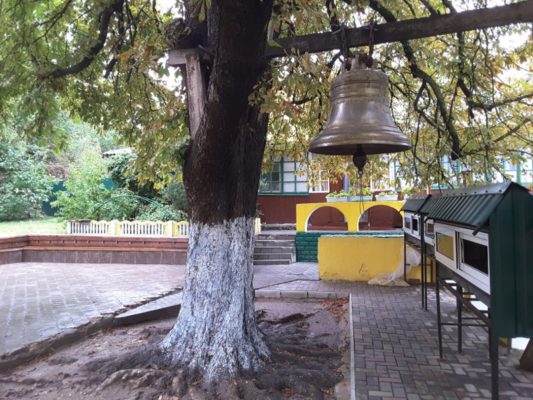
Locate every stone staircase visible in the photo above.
<box><xmin>253</xmin><ymin>231</ymin><xmax>296</xmax><ymax>266</ymax></box>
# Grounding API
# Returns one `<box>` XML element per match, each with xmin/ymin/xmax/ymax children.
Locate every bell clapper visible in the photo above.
<box><xmin>353</xmin><ymin>153</ymin><xmax>367</xmax><ymax>204</ymax></box>
<box><xmin>353</xmin><ymin>153</ymin><xmax>367</xmax><ymax>175</ymax></box>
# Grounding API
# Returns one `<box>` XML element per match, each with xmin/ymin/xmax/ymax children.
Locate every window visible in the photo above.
<box><xmin>404</xmin><ymin>216</ymin><xmax>411</xmax><ymax>230</ymax></box>
<box><xmin>309</xmin><ymin>170</ymin><xmax>330</xmax><ymax>193</ymax></box>
<box><xmin>259</xmin><ymin>157</ymin><xmax>327</xmax><ymax>195</ymax></box>
<box><xmin>436</xmin><ymin>232</ymin><xmax>455</xmax><ymax>260</ymax></box>
<box><xmin>282</xmin><ymin>159</ymin><xmax>308</xmax><ymax>193</ymax></box>
<box><xmin>259</xmin><ymin>161</ymin><xmax>281</xmax><ymax>193</ymax></box>
<box><xmin>461</xmin><ymin>238</ymin><xmax>488</xmax><ymax>275</ymax></box>
<box><xmin>425</xmin><ymin>221</ymin><xmax>435</xmax><ymax>237</ymax></box>
<box><xmin>412</xmin><ymin>217</ymin><xmax>419</xmax><ymax>233</ymax></box>
<box><xmin>457</xmin><ymin>231</ymin><xmax>490</xmax><ymax>293</ymax></box>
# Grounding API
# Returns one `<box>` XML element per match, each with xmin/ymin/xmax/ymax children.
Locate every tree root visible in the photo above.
<box><xmin>97</xmin><ymin>368</ymin><xmax>170</xmax><ymax>391</ymax></box>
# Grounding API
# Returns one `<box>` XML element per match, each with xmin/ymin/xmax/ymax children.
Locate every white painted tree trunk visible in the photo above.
<box><xmin>159</xmin><ymin>217</ymin><xmax>269</xmax><ymax>381</ymax></box>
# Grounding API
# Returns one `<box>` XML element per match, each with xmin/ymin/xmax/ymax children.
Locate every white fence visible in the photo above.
<box><xmin>67</xmin><ymin>218</ymin><xmax>261</xmax><ymax>238</ymax></box>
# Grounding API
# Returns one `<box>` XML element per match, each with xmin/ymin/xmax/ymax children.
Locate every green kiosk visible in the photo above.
<box><xmin>421</xmin><ymin>182</ymin><xmax>533</xmax><ymax>400</ymax></box>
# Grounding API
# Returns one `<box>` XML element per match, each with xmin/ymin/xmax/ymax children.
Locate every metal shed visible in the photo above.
<box><xmin>422</xmin><ymin>182</ymin><xmax>533</xmax><ymax>399</ymax></box>
<box><xmin>424</xmin><ymin>182</ymin><xmax>533</xmax><ymax>337</ymax></box>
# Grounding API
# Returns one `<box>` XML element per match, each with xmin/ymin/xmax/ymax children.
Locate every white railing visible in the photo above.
<box><xmin>67</xmin><ymin>218</ymin><xmax>260</xmax><ymax>238</ymax></box>
<box><xmin>67</xmin><ymin>220</ymin><xmax>110</xmax><ymax>235</ymax></box>
<box><xmin>174</xmin><ymin>221</ymin><xmax>189</xmax><ymax>237</ymax></box>
<box><xmin>120</xmin><ymin>220</ymin><xmax>166</xmax><ymax>236</ymax></box>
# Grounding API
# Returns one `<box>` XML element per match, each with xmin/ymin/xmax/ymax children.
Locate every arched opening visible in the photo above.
<box><xmin>306</xmin><ymin>206</ymin><xmax>348</xmax><ymax>231</ymax></box>
<box><xmin>358</xmin><ymin>205</ymin><xmax>403</xmax><ymax>231</ymax></box>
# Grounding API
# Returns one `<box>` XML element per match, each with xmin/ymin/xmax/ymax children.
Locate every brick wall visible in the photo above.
<box><xmin>0</xmin><ymin>235</ymin><xmax>188</xmax><ymax>265</ymax></box>
<box><xmin>0</xmin><ymin>236</ymin><xmax>27</xmax><ymax>265</ymax></box>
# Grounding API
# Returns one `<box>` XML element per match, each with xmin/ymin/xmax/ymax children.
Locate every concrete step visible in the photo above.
<box><xmin>257</xmin><ymin>234</ymin><xmax>296</xmax><ymax>241</ymax></box>
<box><xmin>253</xmin><ymin>252</ymin><xmax>293</xmax><ymax>261</ymax></box>
<box><xmin>254</xmin><ymin>246</ymin><xmax>295</xmax><ymax>254</ymax></box>
<box><xmin>253</xmin><ymin>259</ymin><xmax>292</xmax><ymax>265</ymax></box>
<box><xmin>114</xmin><ymin>292</ymin><xmax>182</xmax><ymax>326</ymax></box>
<box><xmin>255</xmin><ymin>239</ymin><xmax>295</xmax><ymax>247</ymax></box>
<box><xmin>253</xmin><ymin>231</ymin><xmax>296</xmax><ymax>265</ymax></box>
<box><xmin>261</xmin><ymin>224</ymin><xmax>296</xmax><ymax>231</ymax></box>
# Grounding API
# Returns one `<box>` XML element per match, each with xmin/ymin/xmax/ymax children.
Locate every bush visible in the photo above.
<box><xmin>0</xmin><ymin>143</ymin><xmax>55</xmax><ymax>221</ymax></box>
<box><xmin>107</xmin><ymin>153</ymin><xmax>157</xmax><ymax>199</ymax></box>
<box><xmin>52</xmin><ymin>148</ymin><xmax>109</xmax><ymax>220</ymax></box>
<box><xmin>159</xmin><ymin>182</ymin><xmax>188</xmax><ymax>215</ymax></box>
<box><xmin>137</xmin><ymin>202</ymin><xmax>186</xmax><ymax>222</ymax></box>
<box><xmin>94</xmin><ymin>189</ymin><xmax>140</xmax><ymax>220</ymax></box>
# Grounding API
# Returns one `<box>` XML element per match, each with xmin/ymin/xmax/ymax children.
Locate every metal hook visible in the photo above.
<box><xmin>362</xmin><ymin>20</ymin><xmax>378</xmax><ymax>67</ymax></box>
<box><xmin>338</xmin><ymin>25</ymin><xmax>352</xmax><ymax>69</ymax></box>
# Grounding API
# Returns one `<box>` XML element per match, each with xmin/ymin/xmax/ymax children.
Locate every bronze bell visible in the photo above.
<box><xmin>309</xmin><ymin>56</ymin><xmax>411</xmax><ymax>160</ymax></box>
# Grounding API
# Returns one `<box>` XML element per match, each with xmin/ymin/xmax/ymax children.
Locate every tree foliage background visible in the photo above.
<box><xmin>0</xmin><ymin>138</ymin><xmax>55</xmax><ymax>221</ymax></box>
<box><xmin>0</xmin><ymin>0</ymin><xmax>531</xmax><ymax>189</ymax></box>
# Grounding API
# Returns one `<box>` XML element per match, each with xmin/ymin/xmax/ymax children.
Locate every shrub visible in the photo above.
<box><xmin>160</xmin><ymin>182</ymin><xmax>188</xmax><ymax>215</ymax></box>
<box><xmin>94</xmin><ymin>189</ymin><xmax>140</xmax><ymax>220</ymax></box>
<box><xmin>107</xmin><ymin>153</ymin><xmax>158</xmax><ymax>199</ymax></box>
<box><xmin>0</xmin><ymin>143</ymin><xmax>55</xmax><ymax>221</ymax></box>
<box><xmin>137</xmin><ymin>202</ymin><xmax>186</xmax><ymax>222</ymax></box>
<box><xmin>52</xmin><ymin>148</ymin><xmax>108</xmax><ymax>220</ymax></box>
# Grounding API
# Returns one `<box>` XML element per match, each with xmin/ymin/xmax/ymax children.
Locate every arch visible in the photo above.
<box><xmin>358</xmin><ymin>205</ymin><xmax>403</xmax><ymax>231</ymax></box>
<box><xmin>306</xmin><ymin>206</ymin><xmax>348</xmax><ymax>231</ymax></box>
<box><xmin>296</xmin><ymin>200</ymin><xmax>404</xmax><ymax>232</ymax></box>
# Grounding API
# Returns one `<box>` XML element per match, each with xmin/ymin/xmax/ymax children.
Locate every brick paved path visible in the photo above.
<box><xmin>0</xmin><ymin>262</ymin><xmax>185</xmax><ymax>355</ymax></box>
<box><xmin>0</xmin><ymin>262</ymin><xmax>316</xmax><ymax>357</ymax></box>
<box><xmin>268</xmin><ymin>280</ymin><xmax>533</xmax><ymax>400</ymax></box>
<box><xmin>1</xmin><ymin>262</ymin><xmax>532</xmax><ymax>399</ymax></box>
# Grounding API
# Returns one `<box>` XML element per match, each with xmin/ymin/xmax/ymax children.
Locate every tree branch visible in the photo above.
<box><xmin>259</xmin><ymin>1</ymin><xmax>533</xmax><ymax>58</ymax></box>
<box><xmin>369</xmin><ymin>0</ymin><xmax>462</xmax><ymax>159</ymax></box>
<box><xmin>40</xmin><ymin>0</ymin><xmax>124</xmax><ymax>79</ymax></box>
<box><xmin>469</xmin><ymin>93</ymin><xmax>533</xmax><ymax>112</ymax></box>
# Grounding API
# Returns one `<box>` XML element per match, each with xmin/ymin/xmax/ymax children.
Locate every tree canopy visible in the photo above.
<box><xmin>1</xmin><ymin>0</ymin><xmax>531</xmax><ymax>189</ymax></box>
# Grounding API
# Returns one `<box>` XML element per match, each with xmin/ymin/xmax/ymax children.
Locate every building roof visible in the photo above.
<box><xmin>421</xmin><ymin>182</ymin><xmax>529</xmax><ymax>229</ymax></box>
<box><xmin>401</xmin><ymin>194</ymin><xmax>431</xmax><ymax>213</ymax></box>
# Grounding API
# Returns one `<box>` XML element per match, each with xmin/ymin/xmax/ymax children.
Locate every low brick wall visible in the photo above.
<box><xmin>295</xmin><ymin>231</ymin><xmax>406</xmax><ymax>263</ymax></box>
<box><xmin>0</xmin><ymin>235</ymin><xmax>188</xmax><ymax>265</ymax></box>
<box><xmin>295</xmin><ymin>232</ymin><xmax>352</xmax><ymax>262</ymax></box>
<box><xmin>0</xmin><ymin>236</ymin><xmax>27</xmax><ymax>264</ymax></box>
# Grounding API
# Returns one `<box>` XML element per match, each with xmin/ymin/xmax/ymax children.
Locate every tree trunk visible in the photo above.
<box><xmin>159</xmin><ymin>0</ymin><xmax>273</xmax><ymax>382</ymax></box>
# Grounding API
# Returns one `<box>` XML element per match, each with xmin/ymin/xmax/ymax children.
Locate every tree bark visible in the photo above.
<box><xmin>159</xmin><ymin>0</ymin><xmax>273</xmax><ymax>382</ymax></box>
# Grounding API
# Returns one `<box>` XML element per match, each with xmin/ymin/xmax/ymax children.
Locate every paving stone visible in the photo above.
<box><xmin>1</xmin><ymin>261</ymin><xmax>533</xmax><ymax>400</ymax></box>
<box><xmin>266</xmin><ymin>279</ymin><xmax>533</xmax><ymax>399</ymax></box>
<box><xmin>0</xmin><ymin>262</ymin><xmax>186</xmax><ymax>355</ymax></box>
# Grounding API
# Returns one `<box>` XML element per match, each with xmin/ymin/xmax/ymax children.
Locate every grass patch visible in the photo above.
<box><xmin>0</xmin><ymin>218</ymin><xmax>66</xmax><ymax>236</ymax></box>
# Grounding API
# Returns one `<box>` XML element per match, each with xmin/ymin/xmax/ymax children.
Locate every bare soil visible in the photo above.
<box><xmin>0</xmin><ymin>298</ymin><xmax>349</xmax><ymax>400</ymax></box>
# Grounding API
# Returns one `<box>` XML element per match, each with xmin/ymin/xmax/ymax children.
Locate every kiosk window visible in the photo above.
<box><xmin>404</xmin><ymin>218</ymin><xmax>411</xmax><ymax>229</ymax></box>
<box><xmin>461</xmin><ymin>239</ymin><xmax>488</xmax><ymax>274</ymax></box>
<box><xmin>412</xmin><ymin>218</ymin><xmax>419</xmax><ymax>232</ymax></box>
<box><xmin>436</xmin><ymin>232</ymin><xmax>455</xmax><ymax>260</ymax></box>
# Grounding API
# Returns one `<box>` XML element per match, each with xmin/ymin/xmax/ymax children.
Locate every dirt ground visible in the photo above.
<box><xmin>0</xmin><ymin>298</ymin><xmax>349</xmax><ymax>400</ymax></box>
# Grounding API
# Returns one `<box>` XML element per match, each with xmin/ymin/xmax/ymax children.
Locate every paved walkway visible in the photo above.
<box><xmin>0</xmin><ymin>263</ymin><xmax>184</xmax><ymax>356</ymax></box>
<box><xmin>0</xmin><ymin>262</ymin><xmax>317</xmax><ymax>356</ymax></box>
<box><xmin>1</xmin><ymin>261</ymin><xmax>532</xmax><ymax>399</ymax></box>
<box><xmin>267</xmin><ymin>279</ymin><xmax>533</xmax><ymax>400</ymax></box>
